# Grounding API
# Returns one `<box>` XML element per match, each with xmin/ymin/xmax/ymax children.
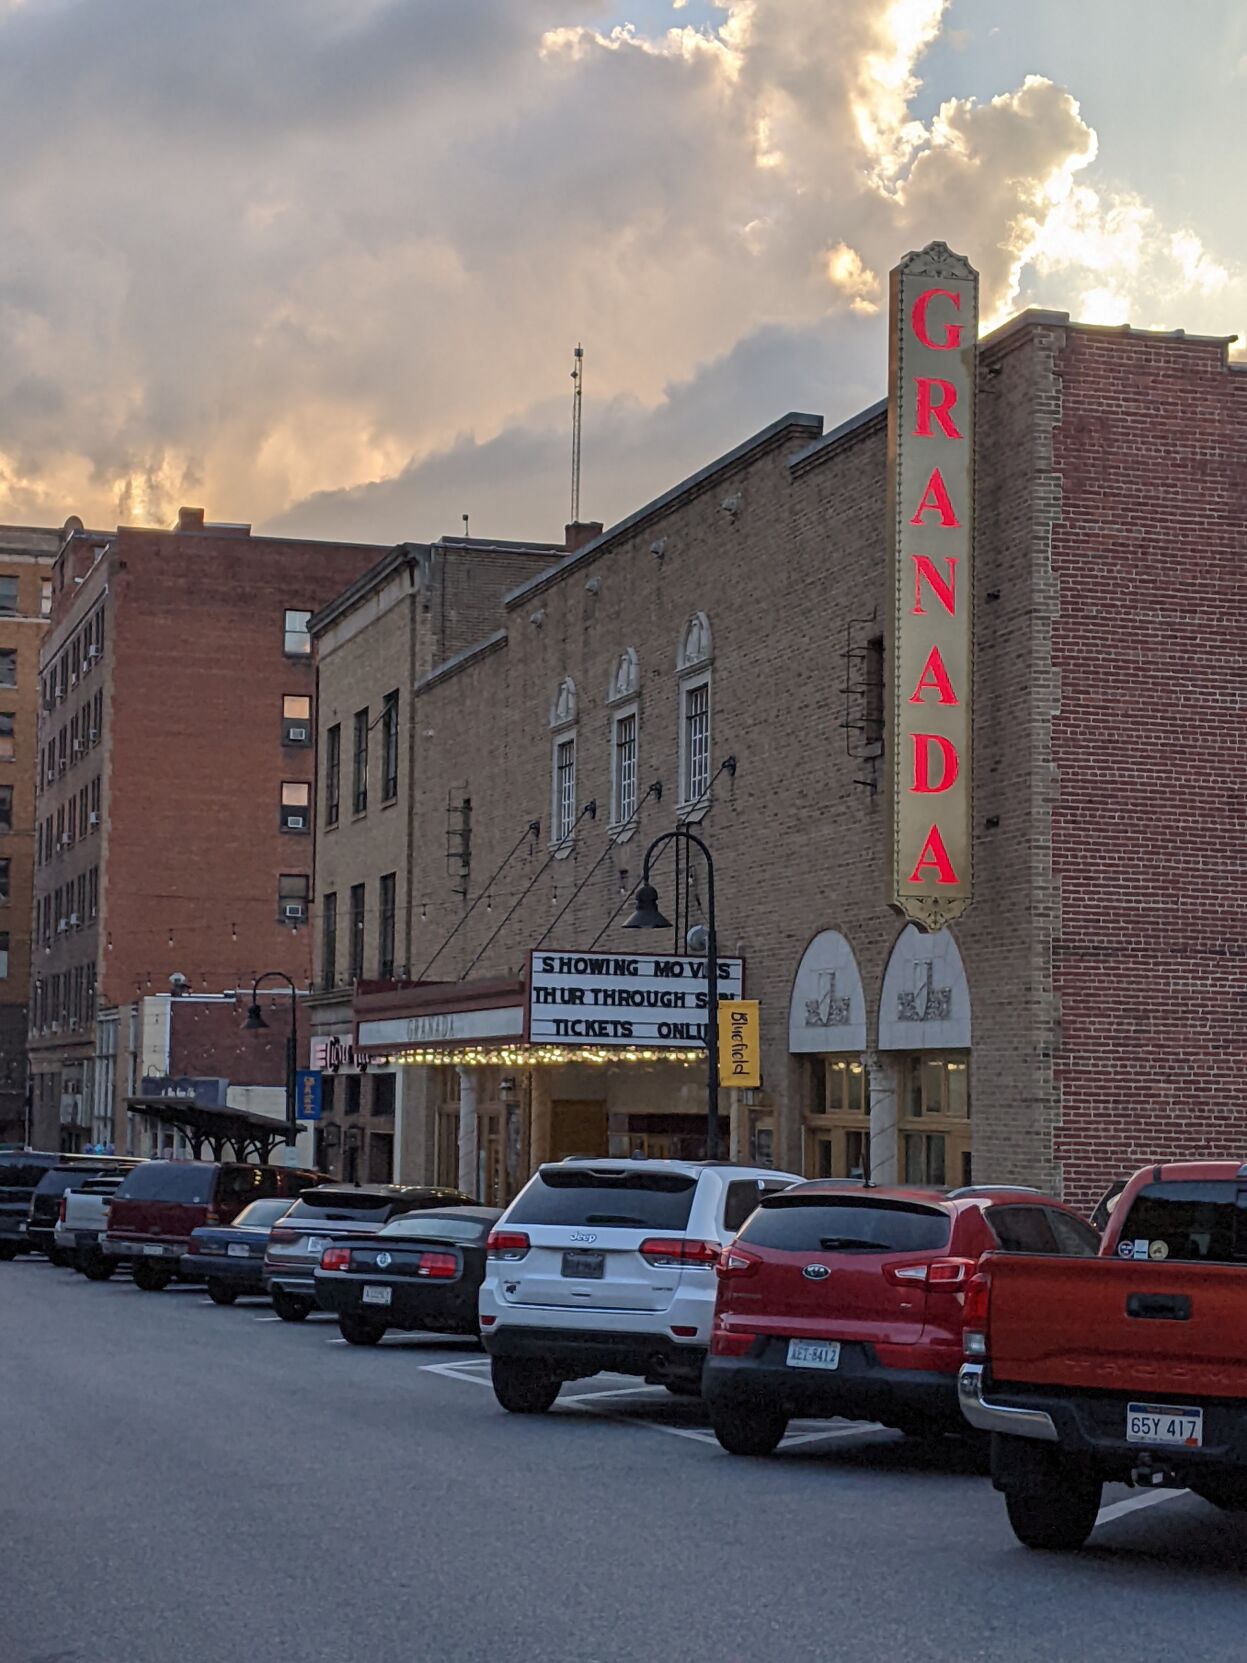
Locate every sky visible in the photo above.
<box><xmin>0</xmin><ymin>0</ymin><xmax>1242</xmax><ymax>545</ymax></box>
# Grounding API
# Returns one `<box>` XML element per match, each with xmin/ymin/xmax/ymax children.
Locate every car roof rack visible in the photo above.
<box><xmin>945</xmin><ymin>1184</ymin><xmax>1043</xmax><ymax>1199</ymax></box>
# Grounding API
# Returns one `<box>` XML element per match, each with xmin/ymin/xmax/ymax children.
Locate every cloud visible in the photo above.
<box><xmin>0</xmin><ymin>0</ymin><xmax>1239</xmax><ymax>538</ymax></box>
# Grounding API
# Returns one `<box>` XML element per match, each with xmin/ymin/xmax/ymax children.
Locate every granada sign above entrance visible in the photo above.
<box><xmin>887</xmin><ymin>241</ymin><xmax>978</xmax><ymax>931</ymax></box>
<box><xmin>528</xmin><ymin>950</ymin><xmax>745</xmax><ymax>1048</ymax></box>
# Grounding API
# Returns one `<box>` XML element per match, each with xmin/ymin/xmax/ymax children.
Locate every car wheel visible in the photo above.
<box><xmin>490</xmin><ymin>1356</ymin><xmax>561</xmax><ymax>1414</ymax></box>
<box><xmin>0</xmin><ymin>1244</ymin><xmax>19</xmax><ymax>1262</ymax></box>
<box><xmin>132</xmin><ymin>1260</ymin><xmax>173</xmax><ymax>1292</ymax></box>
<box><xmin>1004</xmin><ymin>1472</ymin><xmax>1102</xmax><ymax>1551</ymax></box>
<box><xmin>47</xmin><ymin>1246</ymin><xmax>73</xmax><ymax>1269</ymax></box>
<box><xmin>711</xmin><ymin>1403</ymin><xmax>789</xmax><ymax>1457</ymax></box>
<box><xmin>272</xmin><ymin>1290</ymin><xmax>312</xmax><ymax>1323</ymax></box>
<box><xmin>206</xmin><ymin>1280</ymin><xmax>238</xmax><ymax>1307</ymax></box>
<box><xmin>79</xmin><ymin>1250</ymin><xmax>116</xmax><ymax>1281</ymax></box>
<box><xmin>339</xmin><ymin>1314</ymin><xmax>387</xmax><ymax>1346</ymax></box>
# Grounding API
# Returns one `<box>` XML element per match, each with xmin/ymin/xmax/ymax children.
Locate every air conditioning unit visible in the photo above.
<box><xmin>68</xmin><ymin>1017</ymin><xmax>79</xmax><ymax>1031</ymax></box>
<box><xmin>86</xmin><ymin>645</ymin><xmax>98</xmax><ymax>661</ymax></box>
<box><xmin>50</xmin><ymin>1021</ymin><xmax>60</xmax><ymax>1033</ymax></box>
<box><xmin>289</xmin><ymin>726</ymin><xmax>308</xmax><ymax>741</ymax></box>
<box><xmin>89</xmin><ymin>812</ymin><xmax>100</xmax><ymax>827</ymax></box>
<box><xmin>57</xmin><ymin>918</ymin><xmax>69</xmax><ymax>933</ymax></box>
<box><xmin>88</xmin><ymin>729</ymin><xmax>98</xmax><ymax>743</ymax></box>
<box><xmin>70</xmin><ymin>674</ymin><xmax>77</xmax><ymax>688</ymax></box>
<box><xmin>72</xmin><ymin>741</ymin><xmax>83</xmax><ymax>755</ymax></box>
<box><xmin>286</xmin><ymin>814</ymin><xmax>306</xmax><ymax>830</ymax></box>
<box><xmin>69</xmin><ymin>913</ymin><xmax>79</xmax><ymax>928</ymax></box>
<box><xmin>46</xmin><ymin>768</ymin><xmax>55</xmax><ymax>785</ymax></box>
<box><xmin>283</xmin><ymin>903</ymin><xmax>307</xmax><ymax>921</ymax></box>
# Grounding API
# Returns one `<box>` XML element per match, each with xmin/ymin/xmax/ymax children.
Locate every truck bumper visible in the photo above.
<box><xmin>958</xmin><ymin>1363</ymin><xmax>1059</xmax><ymax>1442</ymax></box>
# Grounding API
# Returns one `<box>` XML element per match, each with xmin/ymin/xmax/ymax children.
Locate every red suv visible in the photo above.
<box><xmin>702</xmin><ymin>1182</ymin><xmax>1099</xmax><ymax>1456</ymax></box>
<box><xmin>105</xmin><ymin>1161</ymin><xmax>324</xmax><ymax>1291</ymax></box>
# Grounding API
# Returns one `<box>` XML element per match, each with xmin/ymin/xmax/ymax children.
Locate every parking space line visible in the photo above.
<box><xmin>780</xmin><ymin>1422</ymin><xmax>884</xmax><ymax>1447</ymax></box>
<box><xmin>1097</xmin><ymin>1488</ymin><xmax>1188</xmax><ymax>1527</ymax></box>
<box><xmin>562</xmin><ymin>1384</ymin><xmax>669</xmax><ymax>1404</ymax></box>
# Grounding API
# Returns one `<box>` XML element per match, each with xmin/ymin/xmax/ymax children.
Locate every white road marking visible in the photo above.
<box><xmin>254</xmin><ymin>1315</ymin><xmax>283</xmax><ymax>1323</ymax></box>
<box><xmin>1096</xmin><ymin>1488</ymin><xmax>1189</xmax><ymax>1526</ymax></box>
<box><xmin>780</xmin><ymin>1422</ymin><xmax>885</xmax><ymax>1447</ymax></box>
<box><xmin>562</xmin><ymin>1383</ymin><xmax>669</xmax><ymax>1404</ymax></box>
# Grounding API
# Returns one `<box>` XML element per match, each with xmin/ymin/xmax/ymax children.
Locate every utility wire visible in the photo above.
<box><xmin>459</xmin><ymin>800</ymin><xmax>598</xmax><ymax>980</ymax></box>
<box><xmin>533</xmin><ymin>781</ymin><xmax>661</xmax><ymax>951</ymax></box>
<box><xmin>416</xmin><ymin>817</ymin><xmax>540</xmax><ymax>983</ymax></box>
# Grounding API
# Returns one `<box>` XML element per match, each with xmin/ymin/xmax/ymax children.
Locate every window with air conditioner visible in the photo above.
<box><xmin>280</xmin><ymin>781</ymin><xmax>310</xmax><ymax>832</ymax></box>
<box><xmin>282</xmin><ymin>693</ymin><xmax>312</xmax><ymax>747</ymax></box>
<box><xmin>278</xmin><ymin>873</ymin><xmax>309</xmax><ymax>925</ymax></box>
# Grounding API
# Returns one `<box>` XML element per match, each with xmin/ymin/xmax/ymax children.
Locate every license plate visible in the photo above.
<box><xmin>143</xmin><ymin>1244</ymin><xmax>165</xmax><ymax>1257</ymax></box>
<box><xmin>362</xmin><ymin>1285</ymin><xmax>392</xmax><ymax>1306</ymax></box>
<box><xmin>1127</xmin><ymin>1403</ymin><xmax>1203</xmax><ymax>1447</ymax></box>
<box><xmin>787</xmin><ymin>1338</ymin><xmax>841</xmax><ymax>1371</ymax></box>
<box><xmin>306</xmin><ymin>1237</ymin><xmax>329</xmax><ymax>1256</ymax></box>
<box><xmin>562</xmin><ymin>1250</ymin><xmax>605</xmax><ymax>1279</ymax></box>
<box><xmin>227</xmin><ymin>1244</ymin><xmax>251</xmax><ymax>1258</ymax></box>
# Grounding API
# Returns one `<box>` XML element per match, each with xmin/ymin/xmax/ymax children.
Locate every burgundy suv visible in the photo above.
<box><xmin>702</xmin><ymin>1182</ymin><xmax>1099</xmax><ymax>1456</ymax></box>
<box><xmin>105</xmin><ymin>1161</ymin><xmax>324</xmax><ymax>1291</ymax></box>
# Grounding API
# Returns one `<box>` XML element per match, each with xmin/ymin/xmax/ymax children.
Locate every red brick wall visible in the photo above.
<box><xmin>1051</xmin><ymin>331</ymin><xmax>1247</xmax><ymax>1208</ymax></box>
<box><xmin>169</xmin><ymin>997</ymin><xmax>288</xmax><ymax>1086</ymax></box>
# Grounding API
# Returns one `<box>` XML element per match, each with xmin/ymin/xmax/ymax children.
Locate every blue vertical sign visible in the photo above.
<box><xmin>295</xmin><ymin>1069</ymin><xmax>323</xmax><ymax>1121</ymax></box>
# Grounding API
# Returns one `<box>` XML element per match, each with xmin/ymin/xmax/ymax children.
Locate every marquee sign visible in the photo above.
<box><xmin>528</xmin><ymin>950</ymin><xmax>744</xmax><ymax>1048</ymax></box>
<box><xmin>887</xmin><ymin>241</ymin><xmax>977</xmax><ymax>930</ymax></box>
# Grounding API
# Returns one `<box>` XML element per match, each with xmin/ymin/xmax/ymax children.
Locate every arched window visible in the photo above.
<box><xmin>549</xmin><ymin>676</ymin><xmax>578</xmax><ymax>852</ymax></box>
<box><xmin>608</xmin><ymin>650</ymin><xmax>640</xmax><ymax>833</ymax></box>
<box><xmin>676</xmin><ymin>613</ymin><xmax>712</xmax><ymax>815</ymax></box>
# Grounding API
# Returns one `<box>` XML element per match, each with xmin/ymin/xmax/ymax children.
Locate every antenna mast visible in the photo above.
<box><xmin>570</xmin><ymin>343</ymin><xmax>584</xmax><ymax>524</ymax></box>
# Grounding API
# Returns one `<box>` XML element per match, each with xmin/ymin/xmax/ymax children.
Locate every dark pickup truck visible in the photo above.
<box><xmin>959</xmin><ymin>1160</ymin><xmax>1247</xmax><ymax>1551</ymax></box>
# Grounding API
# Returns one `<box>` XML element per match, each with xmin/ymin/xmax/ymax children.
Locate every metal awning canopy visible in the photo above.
<box><xmin>124</xmin><ymin>1097</ymin><xmax>292</xmax><ymax>1163</ymax></box>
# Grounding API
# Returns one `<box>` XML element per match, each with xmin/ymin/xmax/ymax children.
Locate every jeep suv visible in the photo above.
<box><xmin>480</xmin><ymin>1159</ymin><xmax>800</xmax><ymax>1414</ymax></box>
<box><xmin>702</xmin><ymin>1182</ymin><xmax>1101</xmax><ymax>1455</ymax></box>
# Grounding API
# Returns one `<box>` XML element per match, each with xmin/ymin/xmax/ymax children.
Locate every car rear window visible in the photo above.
<box><xmin>285</xmin><ymin>1192</ymin><xmax>398</xmax><ymax>1220</ymax></box>
<box><xmin>739</xmin><ymin>1195</ymin><xmax>951</xmax><ymax>1253</ymax></box>
<box><xmin>507</xmin><ymin>1169</ymin><xmax>698</xmax><ymax>1230</ymax></box>
<box><xmin>0</xmin><ymin>1156</ymin><xmax>59</xmax><ymax>1192</ymax></box>
<box><xmin>1117</xmin><ymin>1181</ymin><xmax>1247</xmax><ymax>1264</ymax></box>
<box><xmin>233</xmin><ymin>1198</ymin><xmax>295</xmax><ymax>1229</ymax></box>
<box><xmin>379</xmin><ymin>1214</ymin><xmax>495</xmax><ymax>1243</ymax></box>
<box><xmin>113</xmin><ymin>1163</ymin><xmax>217</xmax><ymax>1204</ymax></box>
<box><xmin>34</xmin><ymin>1167</ymin><xmax>116</xmax><ymax>1199</ymax></box>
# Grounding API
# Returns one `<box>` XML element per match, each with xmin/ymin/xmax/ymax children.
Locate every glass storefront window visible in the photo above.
<box><xmin>804</xmin><ymin>1055</ymin><xmax>870</xmax><ymax>1179</ymax></box>
<box><xmin>899</xmin><ymin>1053</ymin><xmax>971</xmax><ymax>1187</ymax></box>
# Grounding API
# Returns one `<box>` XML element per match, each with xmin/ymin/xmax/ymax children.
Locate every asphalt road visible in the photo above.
<box><xmin>3</xmin><ymin>1261</ymin><xmax>1246</xmax><ymax>1663</ymax></box>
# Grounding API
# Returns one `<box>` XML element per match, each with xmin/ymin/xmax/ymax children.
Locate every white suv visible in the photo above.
<box><xmin>480</xmin><ymin>1158</ymin><xmax>800</xmax><ymax>1413</ymax></box>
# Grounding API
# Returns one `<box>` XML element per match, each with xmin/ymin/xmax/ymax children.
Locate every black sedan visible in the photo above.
<box><xmin>313</xmin><ymin>1207</ymin><xmax>501</xmax><ymax>1344</ymax></box>
<box><xmin>181</xmin><ymin>1197</ymin><xmax>298</xmax><ymax>1304</ymax></box>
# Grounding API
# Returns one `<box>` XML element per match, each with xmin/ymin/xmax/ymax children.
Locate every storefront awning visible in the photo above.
<box><xmin>125</xmin><ymin>1097</ymin><xmax>295</xmax><ymax>1163</ymax></box>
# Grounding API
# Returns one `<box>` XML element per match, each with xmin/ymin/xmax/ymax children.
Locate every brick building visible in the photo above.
<box><xmin>27</xmin><ymin>510</ymin><xmax>388</xmax><ymax>1153</ymax></box>
<box><xmin>314</xmin><ymin>306</ymin><xmax>1245</xmax><ymax>1212</ymax></box>
<box><xmin>0</xmin><ymin>523</ymin><xmax>63</xmax><ymax>1143</ymax></box>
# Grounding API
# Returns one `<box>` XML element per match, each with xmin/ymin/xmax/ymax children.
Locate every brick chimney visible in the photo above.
<box><xmin>565</xmin><ymin>521</ymin><xmax>603</xmax><ymax>552</ymax></box>
<box><xmin>176</xmin><ymin>507</ymin><xmax>206</xmax><ymax>533</ymax></box>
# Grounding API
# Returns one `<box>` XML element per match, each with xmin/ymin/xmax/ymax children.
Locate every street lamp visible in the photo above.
<box><xmin>624</xmin><ymin>827</ymin><xmax>722</xmax><ymax>1160</ymax></box>
<box><xmin>243</xmin><ymin>971</ymin><xmax>299</xmax><ymax>1148</ymax></box>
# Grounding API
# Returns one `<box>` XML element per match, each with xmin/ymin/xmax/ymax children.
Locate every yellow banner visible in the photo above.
<box><xmin>718</xmin><ymin>999</ymin><xmax>761</xmax><ymax>1090</ymax></box>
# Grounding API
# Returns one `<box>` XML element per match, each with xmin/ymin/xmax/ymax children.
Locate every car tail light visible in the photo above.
<box><xmin>321</xmin><ymin>1246</ymin><xmax>352</xmax><ymax>1271</ymax></box>
<box><xmin>58</xmin><ymin>1197</ymin><xmax>68</xmax><ymax>1224</ymax></box>
<box><xmin>639</xmin><ymin>1238</ymin><xmax>720</xmax><ymax>1268</ymax></box>
<box><xmin>480</xmin><ymin>1314</ymin><xmax>496</xmax><ymax>1326</ymax></box>
<box><xmin>883</xmin><ymin>1257</ymin><xmax>976</xmax><ymax>1288</ymax></box>
<box><xmin>716</xmin><ymin>1247</ymin><xmax>762</xmax><ymax>1279</ymax></box>
<box><xmin>269</xmin><ymin>1227</ymin><xmax>300</xmax><ymax>1245</ymax></box>
<box><xmin>205</xmin><ymin>1211</ymin><xmax>220</xmax><ymax>1226</ymax></box>
<box><xmin>486</xmin><ymin>1230</ymin><xmax>530</xmax><ymax>1261</ymax></box>
<box><xmin>963</xmin><ymin>1272</ymin><xmax>989</xmax><ymax>1357</ymax></box>
<box><xmin>710</xmin><ymin>1325</ymin><xmax>758</xmax><ymax>1357</ymax></box>
<box><xmin>415</xmin><ymin>1251</ymin><xmax>457</xmax><ymax>1279</ymax></box>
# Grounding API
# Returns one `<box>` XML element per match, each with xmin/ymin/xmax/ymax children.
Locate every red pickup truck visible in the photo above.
<box><xmin>959</xmin><ymin>1160</ymin><xmax>1247</xmax><ymax>1551</ymax></box>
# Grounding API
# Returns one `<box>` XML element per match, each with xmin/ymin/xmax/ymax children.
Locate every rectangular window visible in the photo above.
<box><xmin>0</xmin><ymin>931</ymin><xmax>9</xmax><ymax>979</ymax></box>
<box><xmin>282</xmin><ymin>694</ymin><xmax>312</xmax><ymax>747</ymax></box>
<box><xmin>78</xmin><ymin>785</ymin><xmax>88</xmax><ymax>832</ymax></box>
<box><xmin>372</xmin><ymin>1073</ymin><xmax>396</xmax><ymax>1117</ymax></box>
<box><xmin>325</xmin><ymin>724</ymin><xmax>340</xmax><ymax>828</ymax></box>
<box><xmin>0</xmin><ymin>577</ymin><xmax>17</xmax><ymax>616</ymax></box>
<box><xmin>67</xmin><ymin>798</ymin><xmax>76</xmax><ymax>845</ymax></box>
<box><xmin>612</xmin><ymin>710</ymin><xmax>637</xmax><ymax>827</ymax></box>
<box><xmin>0</xmin><ymin>650</ymin><xmax>15</xmax><ymax>688</ymax></box>
<box><xmin>378</xmin><ymin>872</ymin><xmax>396</xmax><ymax>979</ymax></box>
<box><xmin>345</xmin><ymin>1075</ymin><xmax>362</xmax><ymax>1115</ymax></box>
<box><xmin>322</xmin><ymin>891</ymin><xmax>337</xmax><ymax>988</ymax></box>
<box><xmin>88</xmin><ymin>866</ymin><xmax>98</xmax><ymax>920</ymax></box>
<box><xmin>0</xmin><ymin>712</ymin><xmax>12</xmax><ymax>761</ymax></box>
<box><xmin>91</xmin><ymin>689</ymin><xmax>102</xmax><ymax>740</ymax></box>
<box><xmin>57</xmin><ymin>727</ymin><xmax>66</xmax><ymax>772</ymax></box>
<box><xmin>56</xmin><ymin>805</ymin><xmax>64</xmax><ymax>847</ymax></box>
<box><xmin>348</xmin><ymin>883</ymin><xmax>365</xmax><ymax>981</ymax></box>
<box><xmin>0</xmin><ymin>785</ymin><xmax>11</xmax><ymax>833</ymax></box>
<box><xmin>278</xmin><ymin>873</ymin><xmax>309</xmax><ymax>926</ymax></box>
<box><xmin>90</xmin><ymin>776</ymin><xmax>101</xmax><ymax>824</ymax></box>
<box><xmin>280</xmin><ymin>780</ymin><xmax>311</xmax><ymax>833</ymax></box>
<box><xmin>283</xmin><ymin>608</ymin><xmax>312</xmax><ymax>656</ymax></box>
<box><xmin>0</xmin><ymin>857</ymin><xmax>8</xmax><ymax>903</ymax></box>
<box><xmin>75</xmin><ymin>871</ymin><xmax>86</xmax><ymax>923</ymax></box>
<box><xmin>352</xmin><ymin>708</ymin><xmax>369</xmax><ymax>814</ymax></box>
<box><xmin>381</xmin><ymin>691</ymin><xmax>399</xmax><ymax>802</ymax></box>
<box><xmin>555</xmin><ymin>735</ymin><xmax>576</xmax><ymax>843</ymax></box>
<box><xmin>40</xmin><ymin>580</ymin><xmax>52</xmax><ymax>618</ymax></box>
<box><xmin>70</xmin><ymin>638</ymin><xmax>80</xmax><ymax>685</ymax></box>
<box><xmin>682</xmin><ymin>679</ymin><xmax>710</xmax><ymax>805</ymax></box>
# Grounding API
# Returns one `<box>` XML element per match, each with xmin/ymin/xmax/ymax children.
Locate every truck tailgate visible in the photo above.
<box><xmin>987</xmin><ymin>1254</ymin><xmax>1247</xmax><ymax>1399</ymax></box>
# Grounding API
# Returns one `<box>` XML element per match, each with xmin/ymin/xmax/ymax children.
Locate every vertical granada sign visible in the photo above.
<box><xmin>887</xmin><ymin>241</ymin><xmax>977</xmax><ymax>930</ymax></box>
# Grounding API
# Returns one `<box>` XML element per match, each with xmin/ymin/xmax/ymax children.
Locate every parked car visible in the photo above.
<box><xmin>960</xmin><ymin>1160</ymin><xmax>1247</xmax><ymax>1551</ymax></box>
<box><xmin>56</xmin><ymin>1174</ymin><xmax>135</xmax><ymax>1278</ymax></box>
<box><xmin>182</xmin><ymin>1196</ymin><xmax>302</xmax><ymax>1304</ymax></box>
<box><xmin>702</xmin><ymin>1181</ymin><xmax>1101</xmax><ymax>1456</ymax></box>
<box><xmin>1</xmin><ymin>1152</ymin><xmax>128</xmax><ymax>1261</ymax></box>
<box><xmin>28</xmin><ymin>1158</ymin><xmax>141</xmax><ymax>1265</ymax></box>
<box><xmin>479</xmin><ymin>1158</ymin><xmax>802</xmax><ymax>1414</ymax></box>
<box><xmin>314</xmin><ymin>1206</ymin><xmax>502</xmax><ymax>1343</ymax></box>
<box><xmin>264</xmin><ymin>1185</ymin><xmax>473</xmax><ymax>1322</ymax></box>
<box><xmin>105</xmin><ymin>1161</ymin><xmax>324</xmax><ymax>1290</ymax></box>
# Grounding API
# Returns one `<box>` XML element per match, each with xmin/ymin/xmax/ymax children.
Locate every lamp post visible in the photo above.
<box><xmin>242</xmin><ymin>971</ymin><xmax>299</xmax><ymax>1148</ymax></box>
<box><xmin>623</xmin><ymin>827</ymin><xmax>721</xmax><ymax>1160</ymax></box>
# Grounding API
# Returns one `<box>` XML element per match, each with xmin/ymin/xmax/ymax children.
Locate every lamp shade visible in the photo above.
<box><xmin>622</xmin><ymin>882</ymin><xmax>671</xmax><ymax>931</ymax></box>
<box><xmin>243</xmin><ymin>1003</ymin><xmax>269</xmax><ymax>1031</ymax></box>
